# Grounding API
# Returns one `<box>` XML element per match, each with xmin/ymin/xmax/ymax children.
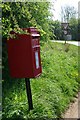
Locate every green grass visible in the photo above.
<box><xmin>2</xmin><ymin>41</ymin><xmax>79</xmax><ymax>120</ymax></box>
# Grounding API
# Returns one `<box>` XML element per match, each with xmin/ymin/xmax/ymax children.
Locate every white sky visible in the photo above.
<box><xmin>52</xmin><ymin>0</ymin><xmax>80</xmax><ymax>21</ymax></box>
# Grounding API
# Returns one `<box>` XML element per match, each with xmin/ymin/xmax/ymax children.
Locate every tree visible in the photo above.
<box><xmin>49</xmin><ymin>20</ymin><xmax>63</xmax><ymax>40</ymax></box>
<box><xmin>61</xmin><ymin>6</ymin><xmax>77</xmax><ymax>22</ymax></box>
<box><xmin>69</xmin><ymin>18</ymin><xmax>78</xmax><ymax>40</ymax></box>
<box><xmin>2</xmin><ymin>2</ymin><xmax>53</xmax><ymax>41</ymax></box>
<box><xmin>60</xmin><ymin>5</ymin><xmax>78</xmax><ymax>41</ymax></box>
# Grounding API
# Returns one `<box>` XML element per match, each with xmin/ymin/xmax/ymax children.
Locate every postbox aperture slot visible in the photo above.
<box><xmin>32</xmin><ymin>36</ymin><xmax>40</xmax><ymax>39</ymax></box>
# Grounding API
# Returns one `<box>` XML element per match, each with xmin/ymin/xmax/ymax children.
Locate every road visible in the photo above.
<box><xmin>53</xmin><ymin>40</ymin><xmax>80</xmax><ymax>46</ymax></box>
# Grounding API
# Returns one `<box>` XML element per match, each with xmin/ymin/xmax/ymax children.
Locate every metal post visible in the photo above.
<box><xmin>25</xmin><ymin>78</ymin><xmax>33</xmax><ymax>111</ymax></box>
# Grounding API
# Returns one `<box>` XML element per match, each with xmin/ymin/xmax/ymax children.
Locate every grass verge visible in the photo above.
<box><xmin>2</xmin><ymin>41</ymin><xmax>79</xmax><ymax>120</ymax></box>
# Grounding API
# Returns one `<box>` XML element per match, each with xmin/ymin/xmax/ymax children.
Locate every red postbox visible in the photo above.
<box><xmin>7</xmin><ymin>27</ymin><xmax>42</xmax><ymax>78</ymax></box>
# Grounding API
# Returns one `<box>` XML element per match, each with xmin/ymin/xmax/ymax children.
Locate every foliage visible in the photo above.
<box><xmin>60</xmin><ymin>5</ymin><xmax>78</xmax><ymax>40</ymax></box>
<box><xmin>78</xmin><ymin>18</ymin><xmax>80</xmax><ymax>40</ymax></box>
<box><xmin>61</xmin><ymin>5</ymin><xmax>77</xmax><ymax>22</ymax></box>
<box><xmin>51</xmin><ymin>18</ymin><xmax>78</xmax><ymax>40</ymax></box>
<box><xmin>2</xmin><ymin>2</ymin><xmax>52</xmax><ymax>41</ymax></box>
<box><xmin>69</xmin><ymin>18</ymin><xmax>78</xmax><ymax>40</ymax></box>
<box><xmin>2</xmin><ymin>2</ymin><xmax>79</xmax><ymax>119</ymax></box>
<box><xmin>2</xmin><ymin>42</ymin><xmax>79</xmax><ymax>120</ymax></box>
<box><xmin>49</xmin><ymin>20</ymin><xmax>62</xmax><ymax>40</ymax></box>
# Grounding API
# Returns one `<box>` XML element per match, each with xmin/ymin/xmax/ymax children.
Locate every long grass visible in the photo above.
<box><xmin>2</xmin><ymin>41</ymin><xmax>79</xmax><ymax>120</ymax></box>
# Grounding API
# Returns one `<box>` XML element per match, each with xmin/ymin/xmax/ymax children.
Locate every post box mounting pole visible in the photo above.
<box><xmin>25</xmin><ymin>78</ymin><xmax>33</xmax><ymax>111</ymax></box>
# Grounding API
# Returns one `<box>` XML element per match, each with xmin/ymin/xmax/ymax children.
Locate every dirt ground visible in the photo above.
<box><xmin>62</xmin><ymin>92</ymin><xmax>80</xmax><ymax>119</ymax></box>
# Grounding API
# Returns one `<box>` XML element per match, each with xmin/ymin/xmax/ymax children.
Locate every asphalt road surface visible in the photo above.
<box><xmin>53</xmin><ymin>40</ymin><xmax>80</xmax><ymax>46</ymax></box>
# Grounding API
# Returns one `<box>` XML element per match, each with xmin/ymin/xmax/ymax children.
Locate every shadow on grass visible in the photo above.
<box><xmin>2</xmin><ymin>115</ymin><xmax>25</xmax><ymax>120</ymax></box>
<box><xmin>2</xmin><ymin>115</ymin><xmax>64</xmax><ymax>120</ymax></box>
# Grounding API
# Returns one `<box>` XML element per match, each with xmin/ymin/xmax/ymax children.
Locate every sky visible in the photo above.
<box><xmin>52</xmin><ymin>0</ymin><xmax>80</xmax><ymax>21</ymax></box>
